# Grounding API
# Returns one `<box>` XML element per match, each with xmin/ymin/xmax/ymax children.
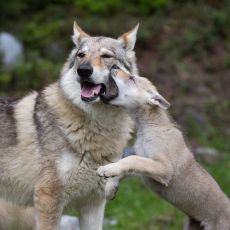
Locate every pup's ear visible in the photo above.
<box><xmin>118</xmin><ymin>23</ymin><xmax>139</xmax><ymax>50</ymax></box>
<box><xmin>148</xmin><ymin>90</ymin><xmax>170</xmax><ymax>110</ymax></box>
<box><xmin>72</xmin><ymin>21</ymin><xmax>89</xmax><ymax>47</ymax></box>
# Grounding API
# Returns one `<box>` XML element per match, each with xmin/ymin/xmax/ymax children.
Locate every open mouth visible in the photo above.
<box><xmin>80</xmin><ymin>67</ymin><xmax>119</xmax><ymax>103</ymax></box>
<box><xmin>99</xmin><ymin>74</ymin><xmax>119</xmax><ymax>103</ymax></box>
<box><xmin>81</xmin><ymin>81</ymin><xmax>106</xmax><ymax>102</ymax></box>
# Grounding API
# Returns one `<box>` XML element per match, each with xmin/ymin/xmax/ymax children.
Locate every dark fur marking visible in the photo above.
<box><xmin>69</xmin><ymin>43</ymin><xmax>87</xmax><ymax>70</ymax></box>
<box><xmin>111</xmin><ymin>47</ymin><xmax>131</xmax><ymax>72</ymax></box>
<box><xmin>33</xmin><ymin>92</ymin><xmax>76</xmax><ymax>154</ymax></box>
<box><xmin>33</xmin><ymin>92</ymin><xmax>60</xmax><ymax>152</ymax></box>
<box><xmin>0</xmin><ymin>97</ymin><xmax>19</xmax><ymax>148</ymax></box>
<box><xmin>69</xmin><ymin>52</ymin><xmax>77</xmax><ymax>69</ymax></box>
<box><xmin>78</xmin><ymin>41</ymin><xmax>86</xmax><ymax>51</ymax></box>
<box><xmin>79</xmin><ymin>152</ymin><xmax>88</xmax><ymax>165</ymax></box>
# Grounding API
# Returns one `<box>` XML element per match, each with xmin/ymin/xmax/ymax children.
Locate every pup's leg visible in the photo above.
<box><xmin>79</xmin><ymin>197</ymin><xmax>106</xmax><ymax>230</ymax></box>
<box><xmin>34</xmin><ymin>176</ymin><xmax>64</xmax><ymax>230</ymax></box>
<box><xmin>97</xmin><ymin>155</ymin><xmax>172</xmax><ymax>186</ymax></box>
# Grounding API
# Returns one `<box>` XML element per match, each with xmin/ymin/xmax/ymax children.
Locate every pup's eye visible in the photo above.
<box><xmin>101</xmin><ymin>54</ymin><xmax>113</xmax><ymax>59</ymax></box>
<box><xmin>129</xmin><ymin>76</ymin><xmax>134</xmax><ymax>80</ymax></box>
<box><xmin>77</xmin><ymin>52</ymin><xmax>85</xmax><ymax>58</ymax></box>
<box><xmin>129</xmin><ymin>76</ymin><xmax>135</xmax><ymax>82</ymax></box>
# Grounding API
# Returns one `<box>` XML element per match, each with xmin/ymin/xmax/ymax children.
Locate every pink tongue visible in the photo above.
<box><xmin>81</xmin><ymin>84</ymin><xmax>102</xmax><ymax>98</ymax></box>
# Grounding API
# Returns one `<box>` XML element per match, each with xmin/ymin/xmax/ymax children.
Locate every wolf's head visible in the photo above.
<box><xmin>60</xmin><ymin>22</ymin><xmax>139</xmax><ymax>105</ymax></box>
<box><xmin>108</xmin><ymin>65</ymin><xmax>170</xmax><ymax>110</ymax></box>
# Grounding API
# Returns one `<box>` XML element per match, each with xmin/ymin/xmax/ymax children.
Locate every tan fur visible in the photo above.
<box><xmin>0</xmin><ymin>199</ymin><xmax>35</xmax><ymax>230</ymax></box>
<box><xmin>0</xmin><ymin>23</ymin><xmax>138</xmax><ymax>230</ymax></box>
<box><xmin>91</xmin><ymin>56</ymin><xmax>103</xmax><ymax>69</ymax></box>
<box><xmin>97</xmin><ymin>70</ymin><xmax>230</xmax><ymax>230</ymax></box>
<box><xmin>0</xmin><ymin>84</ymin><xmax>133</xmax><ymax>230</ymax></box>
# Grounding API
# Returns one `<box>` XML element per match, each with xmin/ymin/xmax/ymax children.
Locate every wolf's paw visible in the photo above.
<box><xmin>97</xmin><ymin>163</ymin><xmax>121</xmax><ymax>178</ymax></box>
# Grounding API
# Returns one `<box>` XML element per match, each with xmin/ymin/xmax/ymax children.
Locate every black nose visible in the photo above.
<box><xmin>77</xmin><ymin>64</ymin><xmax>93</xmax><ymax>78</ymax></box>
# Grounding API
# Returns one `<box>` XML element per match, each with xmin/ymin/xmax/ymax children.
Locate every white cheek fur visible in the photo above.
<box><xmin>92</xmin><ymin>67</ymin><xmax>109</xmax><ymax>84</ymax></box>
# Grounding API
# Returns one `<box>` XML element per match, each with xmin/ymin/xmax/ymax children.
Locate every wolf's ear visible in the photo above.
<box><xmin>72</xmin><ymin>21</ymin><xmax>89</xmax><ymax>47</ymax></box>
<box><xmin>118</xmin><ymin>24</ymin><xmax>139</xmax><ymax>50</ymax></box>
<box><xmin>148</xmin><ymin>90</ymin><xmax>170</xmax><ymax>110</ymax></box>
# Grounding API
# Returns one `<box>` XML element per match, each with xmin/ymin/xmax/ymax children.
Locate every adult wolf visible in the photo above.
<box><xmin>0</xmin><ymin>22</ymin><xmax>138</xmax><ymax>230</ymax></box>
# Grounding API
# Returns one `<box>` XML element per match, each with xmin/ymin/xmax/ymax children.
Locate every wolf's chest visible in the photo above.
<box><xmin>57</xmin><ymin>153</ymin><xmax>105</xmax><ymax>200</ymax></box>
<box><xmin>55</xmin><ymin>109</ymin><xmax>132</xmax><ymax>199</ymax></box>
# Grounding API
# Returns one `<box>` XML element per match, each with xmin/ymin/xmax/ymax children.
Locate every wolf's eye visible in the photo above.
<box><xmin>101</xmin><ymin>54</ymin><xmax>113</xmax><ymax>59</ymax></box>
<box><xmin>77</xmin><ymin>52</ymin><xmax>85</xmax><ymax>58</ymax></box>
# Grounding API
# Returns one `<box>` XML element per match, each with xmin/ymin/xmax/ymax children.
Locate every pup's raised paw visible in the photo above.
<box><xmin>97</xmin><ymin>163</ymin><xmax>121</xmax><ymax>178</ymax></box>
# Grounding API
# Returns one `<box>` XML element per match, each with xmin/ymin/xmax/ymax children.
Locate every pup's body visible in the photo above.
<box><xmin>97</xmin><ymin>68</ymin><xmax>230</xmax><ymax>230</ymax></box>
<box><xmin>0</xmin><ymin>23</ymin><xmax>139</xmax><ymax>230</ymax></box>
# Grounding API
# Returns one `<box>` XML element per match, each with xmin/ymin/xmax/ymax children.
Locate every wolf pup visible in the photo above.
<box><xmin>0</xmin><ymin>22</ymin><xmax>139</xmax><ymax>230</ymax></box>
<box><xmin>97</xmin><ymin>66</ymin><xmax>230</xmax><ymax>230</ymax></box>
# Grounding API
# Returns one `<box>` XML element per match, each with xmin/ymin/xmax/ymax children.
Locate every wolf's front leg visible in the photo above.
<box><xmin>34</xmin><ymin>180</ymin><xmax>64</xmax><ymax>230</ymax></box>
<box><xmin>79</xmin><ymin>197</ymin><xmax>106</xmax><ymax>230</ymax></box>
<box><xmin>104</xmin><ymin>177</ymin><xmax>121</xmax><ymax>200</ymax></box>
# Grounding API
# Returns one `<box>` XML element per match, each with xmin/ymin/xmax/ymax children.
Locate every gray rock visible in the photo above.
<box><xmin>0</xmin><ymin>32</ymin><xmax>23</xmax><ymax>69</ymax></box>
<box><xmin>195</xmin><ymin>147</ymin><xmax>219</xmax><ymax>156</ymax></box>
<box><xmin>195</xmin><ymin>146</ymin><xmax>221</xmax><ymax>164</ymax></box>
<box><xmin>104</xmin><ymin>217</ymin><xmax>118</xmax><ymax>226</ymax></box>
<box><xmin>60</xmin><ymin>215</ymin><xmax>80</xmax><ymax>230</ymax></box>
<box><xmin>60</xmin><ymin>216</ymin><xmax>118</xmax><ymax>230</ymax></box>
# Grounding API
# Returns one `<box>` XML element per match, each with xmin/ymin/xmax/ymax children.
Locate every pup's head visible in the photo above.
<box><xmin>61</xmin><ymin>21</ymin><xmax>139</xmax><ymax>105</ymax></box>
<box><xmin>108</xmin><ymin>65</ymin><xmax>170</xmax><ymax>110</ymax></box>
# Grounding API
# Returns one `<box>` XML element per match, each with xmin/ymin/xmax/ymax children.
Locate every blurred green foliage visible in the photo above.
<box><xmin>0</xmin><ymin>0</ymin><xmax>171</xmax><ymax>19</ymax></box>
<box><xmin>1</xmin><ymin>0</ymin><xmax>230</xmax><ymax>94</ymax></box>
